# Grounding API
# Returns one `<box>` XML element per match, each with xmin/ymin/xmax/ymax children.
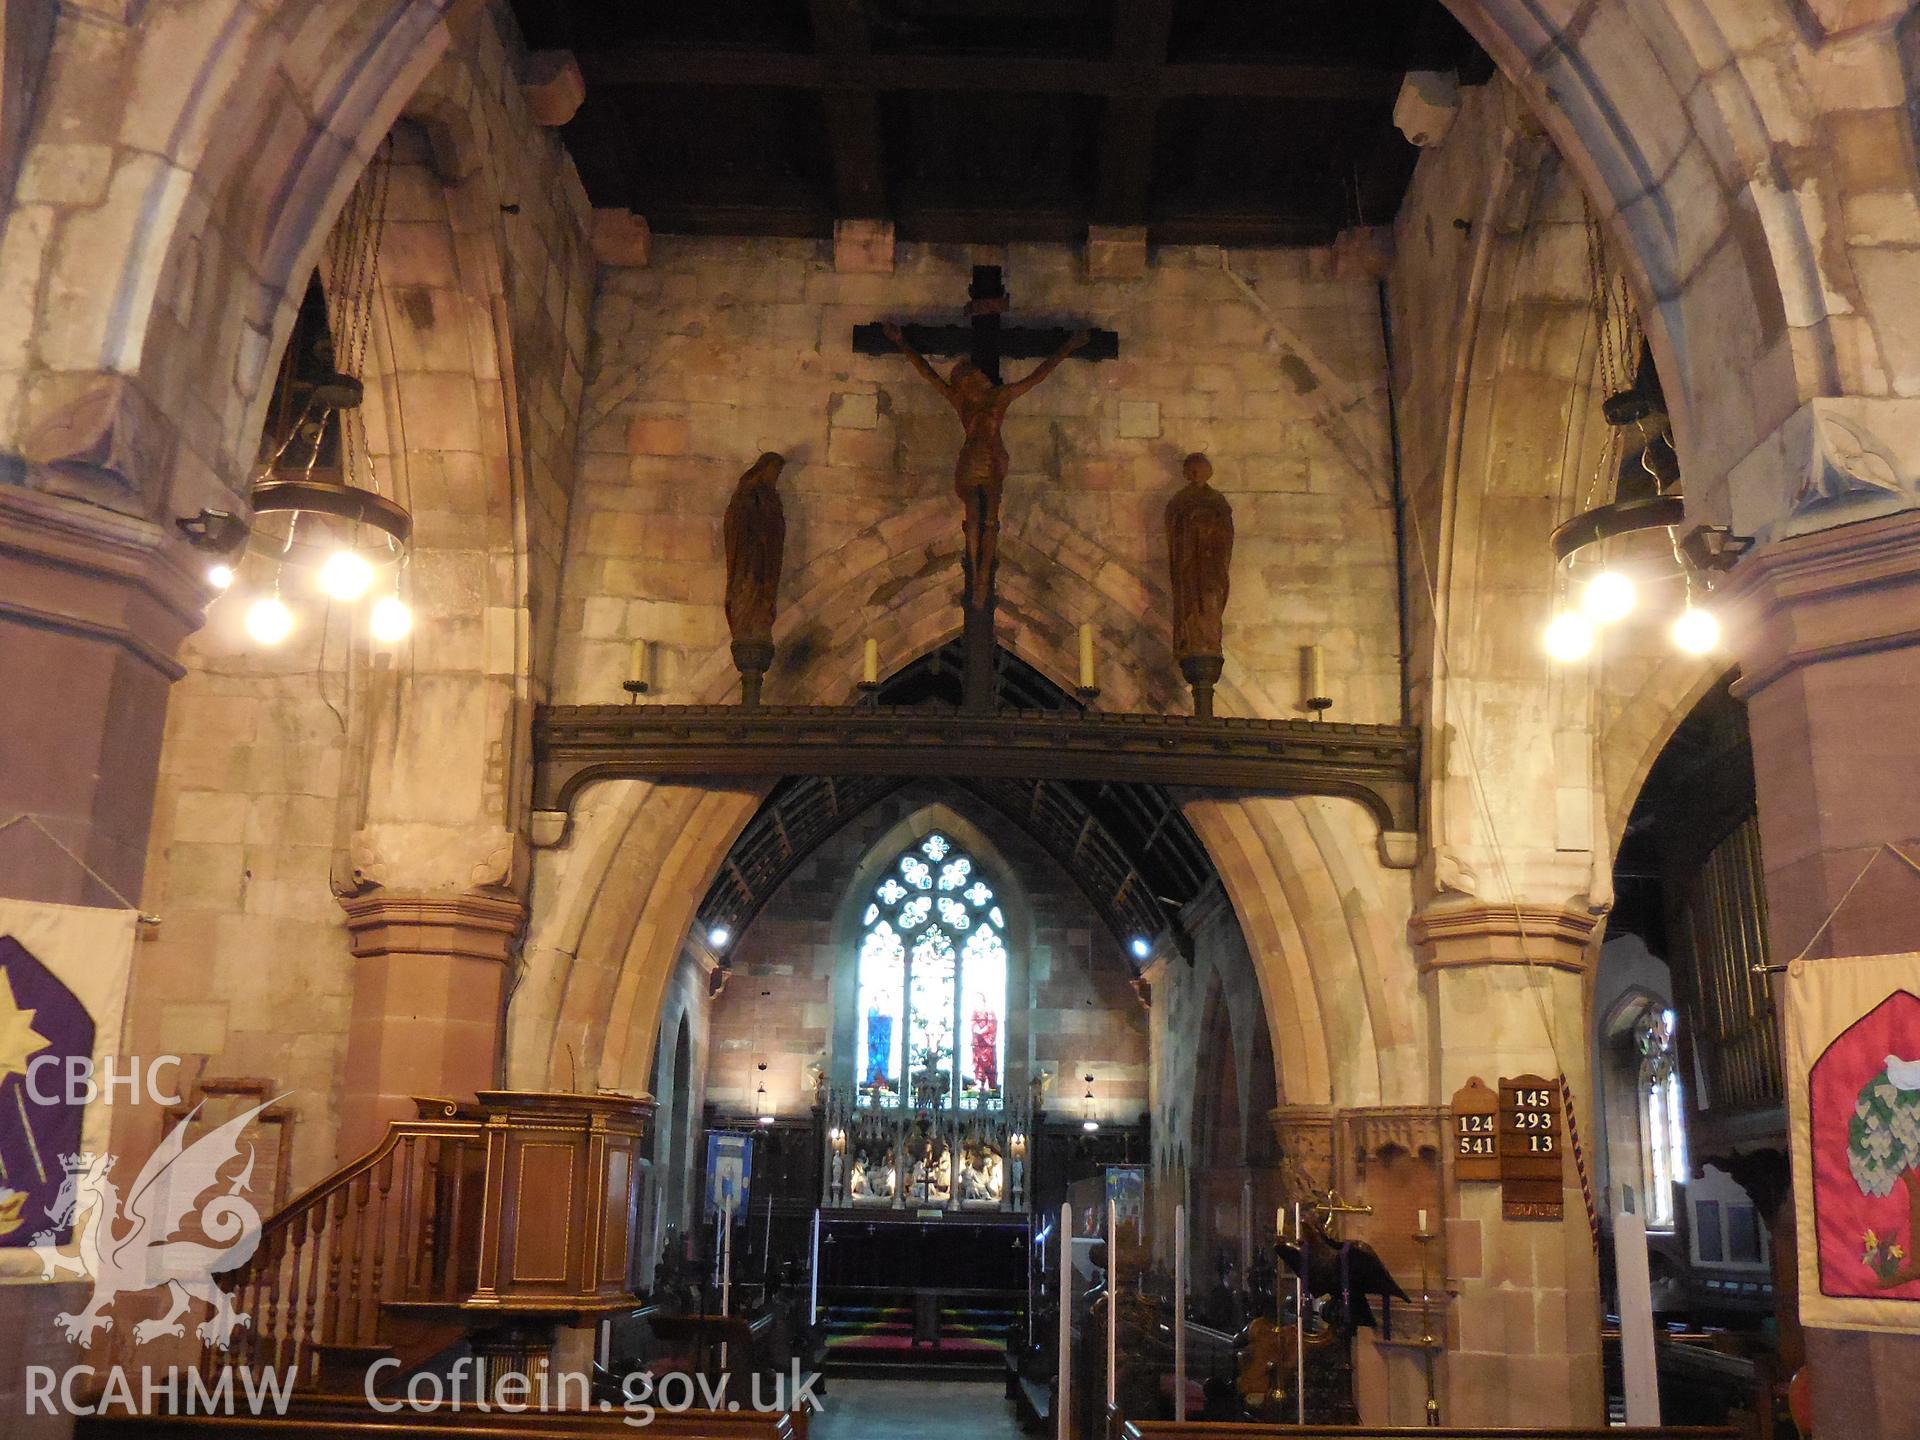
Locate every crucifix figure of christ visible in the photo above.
<box><xmin>859</xmin><ymin>267</ymin><xmax>1117</xmax><ymax>711</ymax></box>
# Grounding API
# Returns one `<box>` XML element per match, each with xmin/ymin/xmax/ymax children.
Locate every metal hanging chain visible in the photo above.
<box><xmin>1579</xmin><ymin>208</ymin><xmax>1644</xmax><ymax>518</ymax></box>
<box><xmin>323</xmin><ymin>136</ymin><xmax>394</xmax><ymax>503</ymax></box>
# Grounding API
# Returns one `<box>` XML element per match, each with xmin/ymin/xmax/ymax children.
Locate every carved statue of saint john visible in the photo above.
<box><xmin>723</xmin><ymin>451</ymin><xmax>787</xmax><ymax>653</ymax></box>
<box><xmin>882</xmin><ymin>321</ymin><xmax>1088</xmax><ymax>609</ymax></box>
<box><xmin>1165</xmin><ymin>452</ymin><xmax>1234</xmax><ymax>661</ymax></box>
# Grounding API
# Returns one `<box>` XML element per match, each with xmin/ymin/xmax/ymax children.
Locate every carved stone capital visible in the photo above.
<box><xmin>1721</xmin><ymin>506</ymin><xmax>1920</xmax><ymax>701</ymax></box>
<box><xmin>339</xmin><ymin>891</ymin><xmax>527</xmax><ymax>966</ymax></box>
<box><xmin>1408</xmin><ymin>901</ymin><xmax>1602</xmax><ymax>974</ymax></box>
<box><xmin>1270</xmin><ymin>1103</ymin><xmax>1336</xmax><ymax>1194</ymax></box>
<box><xmin>334</xmin><ymin>823</ymin><xmax>529</xmax><ymax>898</ymax></box>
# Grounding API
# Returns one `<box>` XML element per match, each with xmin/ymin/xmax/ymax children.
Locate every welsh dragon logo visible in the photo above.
<box><xmin>31</xmin><ymin>1101</ymin><xmax>275</xmax><ymax>1349</ymax></box>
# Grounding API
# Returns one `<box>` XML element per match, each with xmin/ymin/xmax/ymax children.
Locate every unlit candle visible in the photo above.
<box><xmin>1078</xmin><ymin>623</ymin><xmax>1096</xmax><ymax>689</ymax></box>
<box><xmin>862</xmin><ymin>638</ymin><xmax>878</xmax><ymax>685</ymax></box>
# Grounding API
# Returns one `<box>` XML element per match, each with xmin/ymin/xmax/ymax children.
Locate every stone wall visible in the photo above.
<box><xmin>555</xmin><ymin>235</ymin><xmax>1400</xmax><ymax>722</ymax></box>
<box><xmin>704</xmin><ymin>788</ymin><xmax>1148</xmax><ymax>1126</ymax></box>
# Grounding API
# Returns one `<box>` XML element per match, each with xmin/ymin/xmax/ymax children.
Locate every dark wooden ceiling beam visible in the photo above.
<box><xmin>575</xmin><ymin>49</ymin><xmax>1399</xmax><ymax>102</ymax></box>
<box><xmin>808</xmin><ymin>0</ymin><xmax>887</xmax><ymax>216</ymax></box>
<box><xmin>1093</xmin><ymin>0</ymin><xmax>1175</xmax><ymax>224</ymax></box>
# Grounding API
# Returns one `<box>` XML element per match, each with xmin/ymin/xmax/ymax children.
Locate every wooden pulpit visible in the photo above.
<box><xmin>463</xmin><ymin>1089</ymin><xmax>653</xmax><ymax>1315</ymax></box>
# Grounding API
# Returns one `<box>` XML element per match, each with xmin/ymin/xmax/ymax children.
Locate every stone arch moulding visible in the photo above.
<box><xmin>11</xmin><ymin>2</ymin><xmax>459</xmax><ymax>527</ymax></box>
<box><xmin>1440</xmin><ymin>0</ymin><xmax>1848</xmax><ymax>529</ymax></box>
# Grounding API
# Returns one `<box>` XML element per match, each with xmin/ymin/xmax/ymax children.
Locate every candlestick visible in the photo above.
<box><xmin>1077</xmin><ymin>623</ymin><xmax>1096</xmax><ymax>690</ymax></box>
<box><xmin>1301</xmin><ymin>643</ymin><xmax>1330</xmax><ymax>715</ymax></box>
<box><xmin>623</xmin><ymin>639</ymin><xmax>652</xmax><ymax>698</ymax></box>
<box><xmin>862</xmin><ymin>638</ymin><xmax>878</xmax><ymax>685</ymax></box>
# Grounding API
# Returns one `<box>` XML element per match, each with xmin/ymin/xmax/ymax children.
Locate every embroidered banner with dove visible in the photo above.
<box><xmin>1785</xmin><ymin>952</ymin><xmax>1920</xmax><ymax>1331</ymax></box>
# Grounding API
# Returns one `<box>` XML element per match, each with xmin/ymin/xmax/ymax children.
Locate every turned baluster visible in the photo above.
<box><xmin>288</xmin><ymin>1216</ymin><xmax>311</xmax><ymax>1375</ymax></box>
<box><xmin>396</xmin><ymin>1136</ymin><xmax>419</xmax><ymax>1296</ymax></box>
<box><xmin>371</xmin><ymin>1150</ymin><xmax>395</xmax><ymax>1311</ymax></box>
<box><xmin>300</xmin><ymin>1205</ymin><xmax>325</xmax><ymax>1376</ymax></box>
<box><xmin>322</xmin><ymin>1189</ymin><xmax>347</xmax><ymax>1345</ymax></box>
<box><xmin>442</xmin><ymin>1138</ymin><xmax>470</xmax><ymax>1301</ymax></box>
<box><xmin>256</xmin><ymin>1232</ymin><xmax>281</xmax><ymax>1374</ymax></box>
<box><xmin>417</xmin><ymin>1140</ymin><xmax>442</xmax><ymax>1296</ymax></box>
<box><xmin>344</xmin><ymin>1171</ymin><xmax>370</xmax><ymax>1343</ymax></box>
<box><xmin>232</xmin><ymin>1254</ymin><xmax>258</xmax><ymax>1372</ymax></box>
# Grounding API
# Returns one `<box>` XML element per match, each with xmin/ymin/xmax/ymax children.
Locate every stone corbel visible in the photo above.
<box><xmin>333</xmin><ymin>824</ymin><xmax>529</xmax><ymax>899</ymax></box>
<box><xmin>19</xmin><ymin>375</ymin><xmax>169</xmax><ymax>503</ymax></box>
<box><xmin>1736</xmin><ymin>397</ymin><xmax>1920</xmax><ymax>544</ymax></box>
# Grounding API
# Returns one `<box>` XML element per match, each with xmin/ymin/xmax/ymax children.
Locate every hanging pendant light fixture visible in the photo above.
<box><xmin>1542</xmin><ymin>215</ymin><xmax>1723</xmax><ymax>664</ymax></box>
<box><xmin>219</xmin><ymin>137</ymin><xmax>415</xmax><ymax>646</ymax></box>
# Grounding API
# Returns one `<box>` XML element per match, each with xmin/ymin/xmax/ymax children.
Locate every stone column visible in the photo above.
<box><xmin>1723</xmin><ymin>506</ymin><xmax>1920</xmax><ymax>1436</ymax></box>
<box><xmin>1409</xmin><ymin>901</ymin><xmax>1605</xmax><ymax>1427</ymax></box>
<box><xmin>0</xmin><ymin>488</ymin><xmax>204</xmax><ymax>904</ymax></box>
<box><xmin>336</xmin><ymin>891</ymin><xmax>525</xmax><ymax>1158</ymax></box>
<box><xmin>0</xmin><ymin>489</ymin><xmax>205</xmax><ymax>1436</ymax></box>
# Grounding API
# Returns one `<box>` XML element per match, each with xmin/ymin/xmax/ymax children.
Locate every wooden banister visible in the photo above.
<box><xmin>208</xmin><ymin>1092</ymin><xmax>652</xmax><ymax>1393</ymax></box>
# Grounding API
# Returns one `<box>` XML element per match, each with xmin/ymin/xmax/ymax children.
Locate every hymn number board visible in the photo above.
<box><xmin>1498</xmin><ymin>1074</ymin><xmax>1565</xmax><ymax>1220</ymax></box>
<box><xmin>1450</xmin><ymin>1076</ymin><xmax>1500</xmax><ymax>1181</ymax></box>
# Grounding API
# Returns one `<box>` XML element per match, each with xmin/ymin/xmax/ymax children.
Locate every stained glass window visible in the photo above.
<box><xmin>1637</xmin><ymin>1007</ymin><xmax>1687</xmax><ymax>1230</ymax></box>
<box><xmin>857</xmin><ymin>832</ymin><xmax>1008</xmax><ymax>1109</ymax></box>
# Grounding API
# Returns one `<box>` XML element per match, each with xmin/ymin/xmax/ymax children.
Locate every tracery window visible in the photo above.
<box><xmin>857</xmin><ymin>832</ymin><xmax>1007</xmax><ymax>1110</ymax></box>
<box><xmin>1637</xmin><ymin>1007</ymin><xmax>1688</xmax><ymax>1230</ymax></box>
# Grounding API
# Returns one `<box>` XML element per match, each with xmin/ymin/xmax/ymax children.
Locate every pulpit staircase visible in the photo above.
<box><xmin>200</xmin><ymin>1092</ymin><xmax>652</xmax><ymax>1398</ymax></box>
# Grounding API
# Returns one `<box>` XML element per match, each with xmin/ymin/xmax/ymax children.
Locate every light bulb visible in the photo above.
<box><xmin>1670</xmin><ymin>606</ymin><xmax>1720</xmax><ymax>655</ymax></box>
<box><xmin>708</xmin><ymin>925</ymin><xmax>731</xmax><ymax>948</ymax></box>
<box><xmin>1543</xmin><ymin>612</ymin><xmax>1595</xmax><ymax>662</ymax></box>
<box><xmin>206</xmin><ymin>563</ymin><xmax>235</xmax><ymax>591</ymax></box>
<box><xmin>318</xmin><ymin>549</ymin><xmax>374</xmax><ymax>601</ymax></box>
<box><xmin>1129</xmin><ymin>937</ymin><xmax>1151</xmax><ymax>960</ymax></box>
<box><xmin>244</xmin><ymin>596</ymin><xmax>294</xmax><ymax>646</ymax></box>
<box><xmin>1081</xmin><ymin>1118</ymin><xmax>1099</xmax><ymax>1133</ymax></box>
<box><xmin>1580</xmin><ymin>570</ymin><xmax>1637</xmax><ymax>624</ymax></box>
<box><xmin>369</xmin><ymin>595</ymin><xmax>412</xmax><ymax>643</ymax></box>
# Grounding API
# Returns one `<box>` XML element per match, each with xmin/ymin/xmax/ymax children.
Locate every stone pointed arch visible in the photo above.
<box><xmin>4</xmin><ymin>1</ymin><xmax>459</xmax><ymax>524</ymax></box>
<box><xmin>1440</xmin><ymin>0</ymin><xmax>1919</xmax><ymax>534</ymax></box>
